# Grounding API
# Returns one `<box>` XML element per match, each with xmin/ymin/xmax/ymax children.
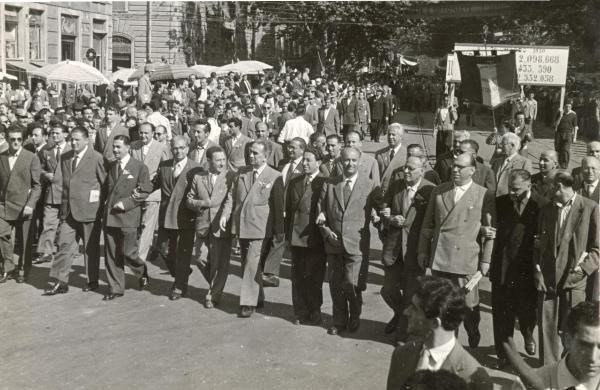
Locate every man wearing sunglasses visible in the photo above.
<box><xmin>0</xmin><ymin>124</ymin><xmax>42</xmax><ymax>283</ymax></box>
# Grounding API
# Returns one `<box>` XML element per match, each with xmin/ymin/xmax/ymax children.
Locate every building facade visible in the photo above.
<box><xmin>1</xmin><ymin>2</ymin><xmax>113</xmax><ymax>82</ymax></box>
<box><xmin>112</xmin><ymin>1</ymin><xmax>186</xmax><ymax>70</ymax></box>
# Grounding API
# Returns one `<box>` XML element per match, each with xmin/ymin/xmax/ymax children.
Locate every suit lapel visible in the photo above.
<box><xmin>333</xmin><ymin>178</ymin><xmax>345</xmax><ymax>211</ymax></box>
<box><xmin>441</xmin><ymin>185</ymin><xmax>455</xmax><ymax>213</ymax></box>
<box><xmin>559</xmin><ymin>196</ymin><xmax>584</xmax><ymax>247</ymax></box>
<box><xmin>0</xmin><ymin>154</ymin><xmax>10</xmax><ymax>178</ymax></box>
<box><xmin>347</xmin><ymin>176</ymin><xmax>366</xmax><ymax>209</ymax></box>
<box><xmin>440</xmin><ymin>343</ymin><xmax>466</xmax><ymax>375</ymax></box>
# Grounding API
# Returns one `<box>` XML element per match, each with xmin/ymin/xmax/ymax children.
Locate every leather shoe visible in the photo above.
<box><xmin>82</xmin><ymin>282</ymin><xmax>98</xmax><ymax>292</ymax></box>
<box><xmin>44</xmin><ymin>282</ymin><xmax>69</xmax><ymax>295</ymax></box>
<box><xmin>204</xmin><ymin>300</ymin><xmax>214</xmax><ymax>309</ymax></box>
<box><xmin>169</xmin><ymin>291</ymin><xmax>183</xmax><ymax>301</ymax></box>
<box><xmin>15</xmin><ymin>274</ymin><xmax>26</xmax><ymax>283</ymax></box>
<box><xmin>262</xmin><ymin>273</ymin><xmax>280</xmax><ymax>288</ymax></box>
<box><xmin>102</xmin><ymin>293</ymin><xmax>123</xmax><ymax>301</ymax></box>
<box><xmin>327</xmin><ymin>326</ymin><xmax>345</xmax><ymax>335</ymax></box>
<box><xmin>468</xmin><ymin>330</ymin><xmax>481</xmax><ymax>348</ymax></box>
<box><xmin>348</xmin><ymin>317</ymin><xmax>361</xmax><ymax>332</ymax></box>
<box><xmin>33</xmin><ymin>254</ymin><xmax>53</xmax><ymax>264</ymax></box>
<box><xmin>306</xmin><ymin>311</ymin><xmax>322</xmax><ymax>326</ymax></box>
<box><xmin>384</xmin><ymin>314</ymin><xmax>399</xmax><ymax>334</ymax></box>
<box><xmin>139</xmin><ymin>275</ymin><xmax>150</xmax><ymax>290</ymax></box>
<box><xmin>524</xmin><ymin>338</ymin><xmax>536</xmax><ymax>356</ymax></box>
<box><xmin>239</xmin><ymin>305</ymin><xmax>255</xmax><ymax>318</ymax></box>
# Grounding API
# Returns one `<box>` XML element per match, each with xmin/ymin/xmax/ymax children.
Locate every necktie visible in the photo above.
<box><xmin>497</xmin><ymin>158</ymin><xmax>509</xmax><ymax>180</ymax></box>
<box><xmin>304</xmin><ymin>176</ymin><xmax>311</xmax><ymax>191</ymax></box>
<box><xmin>416</xmin><ymin>349</ymin><xmax>436</xmax><ymax>371</ymax></box>
<box><xmin>403</xmin><ymin>187</ymin><xmax>414</xmax><ymax>213</ymax></box>
<box><xmin>173</xmin><ymin>162</ymin><xmax>182</xmax><ymax>178</ymax></box>
<box><xmin>55</xmin><ymin>145</ymin><xmax>61</xmax><ymax>160</ymax></box>
<box><xmin>195</xmin><ymin>146</ymin><xmax>204</xmax><ymax>163</ymax></box>
<box><xmin>208</xmin><ymin>174</ymin><xmax>214</xmax><ymax>193</ymax></box>
<box><xmin>252</xmin><ymin>170</ymin><xmax>258</xmax><ymax>186</ymax></box>
<box><xmin>72</xmin><ymin>155</ymin><xmax>78</xmax><ymax>172</ymax></box>
<box><xmin>141</xmin><ymin>146</ymin><xmax>146</xmax><ymax>161</ymax></box>
<box><xmin>514</xmin><ymin>200</ymin><xmax>522</xmax><ymax>215</ymax></box>
<box><xmin>585</xmin><ymin>184</ymin><xmax>592</xmax><ymax>197</ymax></box>
<box><xmin>286</xmin><ymin>162</ymin><xmax>295</xmax><ymax>184</ymax></box>
<box><xmin>389</xmin><ymin>148</ymin><xmax>395</xmax><ymax>162</ymax></box>
<box><xmin>118</xmin><ymin>162</ymin><xmax>123</xmax><ymax>177</ymax></box>
<box><xmin>343</xmin><ymin>179</ymin><xmax>352</xmax><ymax>207</ymax></box>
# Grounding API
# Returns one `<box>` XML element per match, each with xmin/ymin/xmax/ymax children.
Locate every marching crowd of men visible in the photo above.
<box><xmin>0</xmin><ymin>68</ymin><xmax>599</xmax><ymax>389</ymax></box>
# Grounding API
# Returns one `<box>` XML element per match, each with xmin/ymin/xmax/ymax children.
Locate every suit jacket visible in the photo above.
<box><xmin>536</xmin><ymin>195</ymin><xmax>599</xmax><ymax>294</ymax></box>
<box><xmin>320</xmin><ymin>174</ymin><xmax>379</xmax><ymax>255</ymax></box>
<box><xmin>370</xmin><ymin>96</ymin><xmax>387</xmax><ymax>121</ymax></box>
<box><xmin>94</xmin><ymin>124</ymin><xmax>129</xmax><ymax>163</ymax></box>
<box><xmin>419</xmin><ymin>181</ymin><xmax>496</xmax><ymax>275</ymax></box>
<box><xmin>262</xmin><ymin>112</ymin><xmax>280</xmax><ymax>135</ymax></box>
<box><xmin>329</xmin><ymin>152</ymin><xmax>381</xmax><ymax>186</ymax></box>
<box><xmin>241</xmin><ymin>116</ymin><xmax>260</xmax><ymax>139</ymax></box>
<box><xmin>531</xmin><ymin>171</ymin><xmax>555</xmax><ymax>204</ymax></box>
<box><xmin>188</xmin><ymin>139</ymin><xmax>219</xmax><ymax>170</ymax></box>
<box><xmin>490</xmin><ymin>193</ymin><xmax>541</xmax><ymax>287</ymax></box>
<box><xmin>382</xmin><ymin>178</ymin><xmax>435</xmax><ymax>269</ymax></box>
<box><xmin>228</xmin><ymin>165</ymin><xmax>285</xmax><ymax>239</ymax></box>
<box><xmin>433</xmin><ymin>151</ymin><xmax>454</xmax><ymax>183</ymax></box>
<box><xmin>60</xmin><ymin>147</ymin><xmax>106</xmax><ymax>222</ymax></box>
<box><xmin>317</xmin><ymin>107</ymin><xmax>341</xmax><ymax>136</ymax></box>
<box><xmin>223</xmin><ymin>134</ymin><xmax>252</xmax><ymax>172</ymax></box>
<box><xmin>491</xmin><ymin>154</ymin><xmax>533</xmax><ymax>196</ymax></box>
<box><xmin>375</xmin><ymin>145</ymin><xmax>406</xmax><ymax>192</ymax></box>
<box><xmin>266</xmin><ymin>140</ymin><xmax>284</xmax><ymax>169</ymax></box>
<box><xmin>341</xmin><ymin>97</ymin><xmax>359</xmax><ymax>125</ymax></box>
<box><xmin>303</xmin><ymin>104</ymin><xmax>319</xmax><ymax>128</ymax></box>
<box><xmin>0</xmin><ymin>149</ymin><xmax>42</xmax><ymax>221</ymax></box>
<box><xmin>104</xmin><ymin>157</ymin><xmax>152</xmax><ymax>228</ymax></box>
<box><xmin>357</xmin><ymin>99</ymin><xmax>370</xmax><ymax>125</ymax></box>
<box><xmin>185</xmin><ymin>170</ymin><xmax>234</xmax><ymax>237</ymax></box>
<box><xmin>471</xmin><ymin>162</ymin><xmax>496</xmax><ymax>192</ymax></box>
<box><xmin>319</xmin><ymin>158</ymin><xmax>339</xmax><ymax>177</ymax></box>
<box><xmin>285</xmin><ymin>174</ymin><xmax>326</xmax><ymax>248</ymax></box>
<box><xmin>577</xmin><ymin>181</ymin><xmax>600</xmax><ymax>205</ymax></box>
<box><xmin>137</xmin><ymin>75</ymin><xmax>152</xmax><ymax>105</ymax></box>
<box><xmin>152</xmin><ymin>159</ymin><xmax>202</xmax><ymax>230</ymax></box>
<box><xmin>130</xmin><ymin>140</ymin><xmax>170</xmax><ymax>202</ymax></box>
<box><xmin>386</xmin><ymin>340</ymin><xmax>492</xmax><ymax>390</ymax></box>
<box><xmin>40</xmin><ymin>143</ymin><xmax>71</xmax><ymax>205</ymax></box>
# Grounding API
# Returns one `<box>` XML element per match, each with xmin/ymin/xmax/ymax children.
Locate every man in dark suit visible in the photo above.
<box><xmin>44</xmin><ymin>128</ymin><xmax>106</xmax><ymax>294</ymax></box>
<box><xmin>188</xmin><ymin>119</ymin><xmax>218</xmax><ymax>169</ymax></box>
<box><xmin>319</xmin><ymin>134</ymin><xmax>341</xmax><ymax>177</ymax></box>
<box><xmin>490</xmin><ymin>170</ymin><xmax>541</xmax><ymax>369</ymax></box>
<box><xmin>317</xmin><ymin>147</ymin><xmax>380</xmax><ymax>335</ymax></box>
<box><xmin>151</xmin><ymin>136</ymin><xmax>202</xmax><ymax>300</ymax></box>
<box><xmin>419</xmin><ymin>153</ymin><xmax>496</xmax><ymax>348</ymax></box>
<box><xmin>531</xmin><ymin>150</ymin><xmax>559</xmax><ymax>204</ymax></box>
<box><xmin>341</xmin><ymin>88</ymin><xmax>359</xmax><ymax>134</ymax></box>
<box><xmin>285</xmin><ymin>146</ymin><xmax>327</xmax><ymax>325</ymax></box>
<box><xmin>34</xmin><ymin>123</ymin><xmax>71</xmax><ymax>264</ymax></box>
<box><xmin>380</xmin><ymin>156</ymin><xmax>435</xmax><ymax>342</ymax></box>
<box><xmin>491</xmin><ymin>133</ymin><xmax>533</xmax><ymax>197</ymax></box>
<box><xmin>375</xmin><ymin>123</ymin><xmax>405</xmax><ymax>193</ymax></box>
<box><xmin>0</xmin><ymin>125</ymin><xmax>41</xmax><ymax>283</ymax></box>
<box><xmin>317</xmin><ymin>96</ymin><xmax>341</xmax><ymax>137</ymax></box>
<box><xmin>370</xmin><ymin>88</ymin><xmax>387</xmax><ymax>142</ymax></box>
<box><xmin>102</xmin><ymin>135</ymin><xmax>152</xmax><ymax>300</ymax></box>
<box><xmin>386</xmin><ymin>276</ymin><xmax>491</xmax><ymax>390</ymax></box>
<box><xmin>535</xmin><ymin>171</ymin><xmax>599</xmax><ymax>364</ymax></box>
<box><xmin>434</xmin><ymin>130</ymin><xmax>470</xmax><ymax>183</ymax></box>
<box><xmin>223</xmin><ymin>139</ymin><xmax>285</xmax><ymax>317</ymax></box>
<box><xmin>94</xmin><ymin>106</ymin><xmax>129</xmax><ymax>164</ymax></box>
<box><xmin>186</xmin><ymin>146</ymin><xmax>234</xmax><ymax>308</ymax></box>
<box><xmin>255</xmin><ymin>122</ymin><xmax>284</xmax><ymax>169</ymax></box>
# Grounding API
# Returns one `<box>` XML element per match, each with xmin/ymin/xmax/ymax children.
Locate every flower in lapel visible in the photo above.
<box><xmin>258</xmin><ymin>180</ymin><xmax>272</xmax><ymax>190</ymax></box>
<box><xmin>122</xmin><ymin>169</ymin><xmax>131</xmax><ymax>176</ymax></box>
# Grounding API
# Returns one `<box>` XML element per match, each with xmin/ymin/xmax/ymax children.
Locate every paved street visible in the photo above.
<box><xmin>1</xmin><ymin>110</ymin><xmax>586</xmax><ymax>390</ymax></box>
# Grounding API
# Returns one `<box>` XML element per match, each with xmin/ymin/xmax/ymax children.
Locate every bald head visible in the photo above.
<box><xmin>539</xmin><ymin>150</ymin><xmax>558</xmax><ymax>174</ymax></box>
<box><xmin>582</xmin><ymin>156</ymin><xmax>600</xmax><ymax>184</ymax></box>
<box><xmin>587</xmin><ymin>141</ymin><xmax>600</xmax><ymax>158</ymax></box>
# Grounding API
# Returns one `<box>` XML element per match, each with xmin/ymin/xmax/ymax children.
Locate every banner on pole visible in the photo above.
<box><xmin>457</xmin><ymin>52</ymin><xmax>520</xmax><ymax>108</ymax></box>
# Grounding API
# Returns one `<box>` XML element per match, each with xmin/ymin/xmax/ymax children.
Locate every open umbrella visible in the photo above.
<box><xmin>111</xmin><ymin>67</ymin><xmax>138</xmax><ymax>86</ymax></box>
<box><xmin>191</xmin><ymin>64</ymin><xmax>218</xmax><ymax>78</ymax></box>
<box><xmin>31</xmin><ymin>60</ymin><xmax>110</xmax><ymax>85</ymax></box>
<box><xmin>216</xmin><ymin>60</ymin><xmax>273</xmax><ymax>75</ymax></box>
<box><xmin>149</xmin><ymin>64</ymin><xmax>201</xmax><ymax>81</ymax></box>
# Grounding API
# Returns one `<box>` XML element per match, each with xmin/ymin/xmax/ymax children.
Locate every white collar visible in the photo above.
<box><xmin>343</xmin><ymin>173</ymin><xmax>358</xmax><ymax>187</ymax></box>
<box><xmin>407</xmin><ymin>178</ymin><xmax>422</xmax><ymax>191</ymax></box>
<box><xmin>455</xmin><ymin>179</ymin><xmax>473</xmax><ymax>192</ymax></box>
<box><xmin>585</xmin><ymin>179</ymin><xmax>599</xmax><ymax>190</ymax></box>
<box><xmin>76</xmin><ymin>145</ymin><xmax>88</xmax><ymax>159</ymax></box>
<box><xmin>174</xmin><ymin>157</ymin><xmax>188</xmax><ymax>168</ymax></box>
<box><xmin>290</xmin><ymin>157</ymin><xmax>303</xmax><ymax>166</ymax></box>
<box><xmin>253</xmin><ymin>163</ymin><xmax>267</xmax><ymax>177</ymax></box>
<box><xmin>424</xmin><ymin>336</ymin><xmax>456</xmax><ymax>368</ymax></box>
<box><xmin>9</xmin><ymin>147</ymin><xmax>22</xmax><ymax>157</ymax></box>
<box><xmin>392</xmin><ymin>143</ymin><xmax>402</xmax><ymax>155</ymax></box>
<box><xmin>307</xmin><ymin>171</ymin><xmax>319</xmax><ymax>182</ymax></box>
<box><xmin>119</xmin><ymin>154</ymin><xmax>131</xmax><ymax>168</ymax></box>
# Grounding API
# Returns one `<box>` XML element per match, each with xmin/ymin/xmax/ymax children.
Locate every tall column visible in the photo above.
<box><xmin>0</xmin><ymin>4</ymin><xmax>6</xmax><ymax>75</ymax></box>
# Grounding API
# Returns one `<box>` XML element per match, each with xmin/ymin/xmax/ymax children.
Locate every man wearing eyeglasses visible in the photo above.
<box><xmin>418</xmin><ymin>152</ymin><xmax>496</xmax><ymax>349</ymax></box>
<box><xmin>0</xmin><ymin>124</ymin><xmax>42</xmax><ymax>283</ymax></box>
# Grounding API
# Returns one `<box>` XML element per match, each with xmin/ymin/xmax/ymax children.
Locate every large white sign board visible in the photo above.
<box><xmin>453</xmin><ymin>43</ymin><xmax>569</xmax><ymax>86</ymax></box>
<box><xmin>445</xmin><ymin>53</ymin><xmax>461</xmax><ymax>82</ymax></box>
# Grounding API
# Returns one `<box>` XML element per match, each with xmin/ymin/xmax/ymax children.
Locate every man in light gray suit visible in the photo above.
<box><xmin>317</xmin><ymin>96</ymin><xmax>341</xmax><ymax>137</ymax></box>
<box><xmin>375</xmin><ymin>123</ymin><xmax>405</xmax><ymax>193</ymax></box>
<box><xmin>188</xmin><ymin>119</ymin><xmax>218</xmax><ymax>169</ymax></box>
<box><xmin>491</xmin><ymin>132</ymin><xmax>533</xmax><ymax>197</ymax></box>
<box><xmin>223</xmin><ymin>139</ymin><xmax>285</xmax><ymax>318</ymax></box>
<box><xmin>186</xmin><ymin>146</ymin><xmax>234</xmax><ymax>308</ymax></box>
<box><xmin>418</xmin><ymin>152</ymin><xmax>496</xmax><ymax>349</ymax></box>
<box><xmin>130</xmin><ymin>122</ymin><xmax>170</xmax><ymax>263</ymax></box>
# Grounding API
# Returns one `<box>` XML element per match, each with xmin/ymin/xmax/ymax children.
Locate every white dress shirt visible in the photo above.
<box><xmin>141</xmin><ymin>140</ymin><xmax>153</xmax><ymax>160</ymax></box>
<box><xmin>119</xmin><ymin>154</ymin><xmax>131</xmax><ymax>172</ymax></box>
<box><xmin>8</xmin><ymin>147</ymin><xmax>22</xmax><ymax>170</ymax></box>
<box><xmin>557</xmin><ymin>193</ymin><xmax>577</xmax><ymax>238</ymax></box>
<box><xmin>173</xmin><ymin>157</ymin><xmax>188</xmax><ymax>178</ymax></box>
<box><xmin>342</xmin><ymin>173</ymin><xmax>358</xmax><ymax>191</ymax></box>
<box><xmin>253</xmin><ymin>163</ymin><xmax>267</xmax><ymax>181</ymax></box>
<box><xmin>416</xmin><ymin>337</ymin><xmax>456</xmax><ymax>371</ymax></box>
<box><xmin>282</xmin><ymin>157</ymin><xmax>303</xmax><ymax>185</ymax></box>
<box><xmin>453</xmin><ymin>179</ymin><xmax>473</xmax><ymax>204</ymax></box>
<box><xmin>278</xmin><ymin>116</ymin><xmax>314</xmax><ymax>143</ymax></box>
<box><xmin>73</xmin><ymin>145</ymin><xmax>88</xmax><ymax>170</ymax></box>
<box><xmin>585</xmin><ymin>179</ymin><xmax>599</xmax><ymax>197</ymax></box>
